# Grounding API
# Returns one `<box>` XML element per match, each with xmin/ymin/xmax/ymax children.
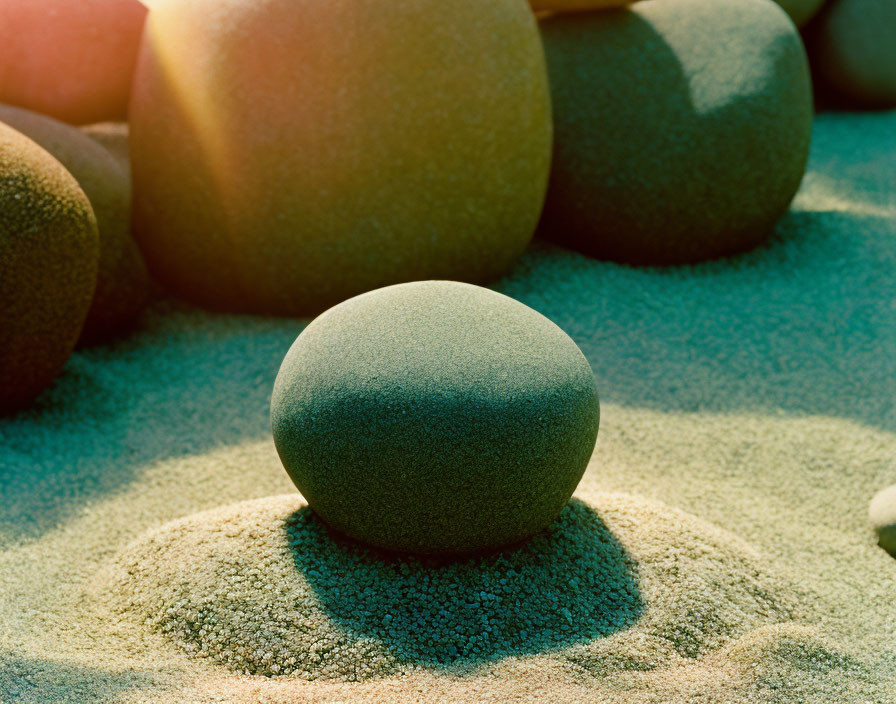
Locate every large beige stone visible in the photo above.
<box><xmin>0</xmin><ymin>0</ymin><xmax>147</xmax><ymax>125</ymax></box>
<box><xmin>130</xmin><ymin>0</ymin><xmax>551</xmax><ymax>316</ymax></box>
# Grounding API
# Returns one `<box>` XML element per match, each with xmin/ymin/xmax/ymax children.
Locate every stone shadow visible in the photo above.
<box><xmin>503</xmin><ymin>204</ymin><xmax>896</xmax><ymax>434</ymax></box>
<box><xmin>0</xmin><ymin>650</ymin><xmax>154</xmax><ymax>704</ymax></box>
<box><xmin>0</xmin><ymin>301</ymin><xmax>305</xmax><ymax>544</ymax></box>
<box><xmin>289</xmin><ymin>498</ymin><xmax>643</xmax><ymax>668</ymax></box>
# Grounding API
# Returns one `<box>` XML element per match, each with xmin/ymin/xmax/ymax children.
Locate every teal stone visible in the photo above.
<box><xmin>538</xmin><ymin>0</ymin><xmax>813</xmax><ymax>265</ymax></box>
<box><xmin>271</xmin><ymin>281</ymin><xmax>600</xmax><ymax>556</ymax></box>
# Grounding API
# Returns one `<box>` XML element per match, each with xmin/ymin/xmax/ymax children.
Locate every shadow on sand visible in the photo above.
<box><xmin>0</xmin><ymin>650</ymin><xmax>154</xmax><ymax>704</ymax></box>
<box><xmin>288</xmin><ymin>498</ymin><xmax>643</xmax><ymax>668</ymax></box>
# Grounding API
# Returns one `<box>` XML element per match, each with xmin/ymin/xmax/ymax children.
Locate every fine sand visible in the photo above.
<box><xmin>1</xmin><ymin>110</ymin><xmax>895</xmax><ymax>703</ymax></box>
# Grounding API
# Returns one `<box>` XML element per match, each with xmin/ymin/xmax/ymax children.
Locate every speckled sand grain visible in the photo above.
<box><xmin>1</xmin><ymin>111</ymin><xmax>895</xmax><ymax>703</ymax></box>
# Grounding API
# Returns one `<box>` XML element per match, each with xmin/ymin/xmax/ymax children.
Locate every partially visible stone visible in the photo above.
<box><xmin>811</xmin><ymin>0</ymin><xmax>896</xmax><ymax>108</ymax></box>
<box><xmin>538</xmin><ymin>0</ymin><xmax>813</xmax><ymax>265</ymax></box>
<box><xmin>130</xmin><ymin>0</ymin><xmax>551</xmax><ymax>315</ymax></box>
<box><xmin>0</xmin><ymin>122</ymin><xmax>98</xmax><ymax>412</ymax></box>
<box><xmin>0</xmin><ymin>105</ymin><xmax>149</xmax><ymax>342</ymax></box>
<box><xmin>0</xmin><ymin>0</ymin><xmax>147</xmax><ymax>124</ymax></box>
<box><xmin>869</xmin><ymin>485</ymin><xmax>896</xmax><ymax>557</ymax></box>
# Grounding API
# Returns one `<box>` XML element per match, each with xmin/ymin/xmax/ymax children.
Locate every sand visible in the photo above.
<box><xmin>1</xmin><ymin>109</ymin><xmax>895</xmax><ymax>703</ymax></box>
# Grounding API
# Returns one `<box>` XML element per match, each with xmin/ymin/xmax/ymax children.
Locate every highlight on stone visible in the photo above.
<box><xmin>1</xmin><ymin>0</ymin><xmax>895</xmax><ymax>701</ymax></box>
<box><xmin>129</xmin><ymin>0</ymin><xmax>551</xmax><ymax>316</ymax></box>
<box><xmin>271</xmin><ymin>281</ymin><xmax>600</xmax><ymax>555</ymax></box>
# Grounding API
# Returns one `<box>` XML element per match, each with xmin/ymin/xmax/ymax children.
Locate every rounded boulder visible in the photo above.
<box><xmin>538</xmin><ymin>0</ymin><xmax>813</xmax><ymax>265</ymax></box>
<box><xmin>271</xmin><ymin>281</ymin><xmax>600</xmax><ymax>555</ymax></box>
<box><xmin>0</xmin><ymin>0</ymin><xmax>147</xmax><ymax>125</ymax></box>
<box><xmin>130</xmin><ymin>0</ymin><xmax>552</xmax><ymax>316</ymax></box>
<box><xmin>811</xmin><ymin>0</ymin><xmax>896</xmax><ymax>108</ymax></box>
<box><xmin>0</xmin><ymin>105</ymin><xmax>149</xmax><ymax>343</ymax></box>
<box><xmin>0</xmin><ymin>122</ymin><xmax>99</xmax><ymax>412</ymax></box>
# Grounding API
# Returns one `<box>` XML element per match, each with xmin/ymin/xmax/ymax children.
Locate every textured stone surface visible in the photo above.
<box><xmin>0</xmin><ymin>105</ymin><xmax>148</xmax><ymax>343</ymax></box>
<box><xmin>538</xmin><ymin>0</ymin><xmax>813</xmax><ymax>265</ymax></box>
<box><xmin>811</xmin><ymin>0</ymin><xmax>896</xmax><ymax>108</ymax></box>
<box><xmin>0</xmin><ymin>0</ymin><xmax>147</xmax><ymax>125</ymax></box>
<box><xmin>130</xmin><ymin>0</ymin><xmax>551</xmax><ymax>316</ymax></box>
<box><xmin>271</xmin><ymin>281</ymin><xmax>599</xmax><ymax>555</ymax></box>
<box><xmin>869</xmin><ymin>485</ymin><xmax>896</xmax><ymax>557</ymax></box>
<box><xmin>0</xmin><ymin>122</ymin><xmax>98</xmax><ymax>412</ymax></box>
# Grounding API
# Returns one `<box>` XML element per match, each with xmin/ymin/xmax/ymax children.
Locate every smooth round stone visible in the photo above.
<box><xmin>130</xmin><ymin>0</ymin><xmax>551</xmax><ymax>316</ymax></box>
<box><xmin>538</xmin><ymin>0</ymin><xmax>813</xmax><ymax>265</ymax></box>
<box><xmin>0</xmin><ymin>105</ymin><xmax>149</xmax><ymax>343</ymax></box>
<box><xmin>811</xmin><ymin>0</ymin><xmax>896</xmax><ymax>108</ymax></box>
<box><xmin>0</xmin><ymin>122</ymin><xmax>99</xmax><ymax>412</ymax></box>
<box><xmin>869</xmin><ymin>485</ymin><xmax>896</xmax><ymax>557</ymax></box>
<box><xmin>0</xmin><ymin>0</ymin><xmax>147</xmax><ymax>125</ymax></box>
<box><xmin>271</xmin><ymin>281</ymin><xmax>600</xmax><ymax>555</ymax></box>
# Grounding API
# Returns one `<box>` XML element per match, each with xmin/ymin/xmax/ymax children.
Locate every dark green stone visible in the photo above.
<box><xmin>271</xmin><ymin>281</ymin><xmax>599</xmax><ymax>556</ymax></box>
<box><xmin>538</xmin><ymin>0</ymin><xmax>813</xmax><ymax>265</ymax></box>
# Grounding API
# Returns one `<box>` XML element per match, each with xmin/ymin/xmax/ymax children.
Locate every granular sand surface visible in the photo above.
<box><xmin>92</xmin><ymin>492</ymin><xmax>799</xmax><ymax>680</ymax></box>
<box><xmin>1</xmin><ymin>110</ymin><xmax>895</xmax><ymax>703</ymax></box>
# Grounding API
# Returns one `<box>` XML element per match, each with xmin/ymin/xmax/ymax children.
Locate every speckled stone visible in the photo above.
<box><xmin>0</xmin><ymin>122</ymin><xmax>98</xmax><ymax>412</ymax></box>
<box><xmin>130</xmin><ymin>0</ymin><xmax>551</xmax><ymax>316</ymax></box>
<box><xmin>0</xmin><ymin>105</ymin><xmax>149</xmax><ymax>343</ymax></box>
<box><xmin>869</xmin><ymin>485</ymin><xmax>896</xmax><ymax>557</ymax></box>
<box><xmin>811</xmin><ymin>0</ymin><xmax>896</xmax><ymax>108</ymax></box>
<box><xmin>538</xmin><ymin>0</ymin><xmax>813</xmax><ymax>265</ymax></box>
<box><xmin>271</xmin><ymin>281</ymin><xmax>600</xmax><ymax>555</ymax></box>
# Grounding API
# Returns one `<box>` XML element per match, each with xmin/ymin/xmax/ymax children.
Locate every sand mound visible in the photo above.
<box><xmin>94</xmin><ymin>492</ymin><xmax>805</xmax><ymax>682</ymax></box>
